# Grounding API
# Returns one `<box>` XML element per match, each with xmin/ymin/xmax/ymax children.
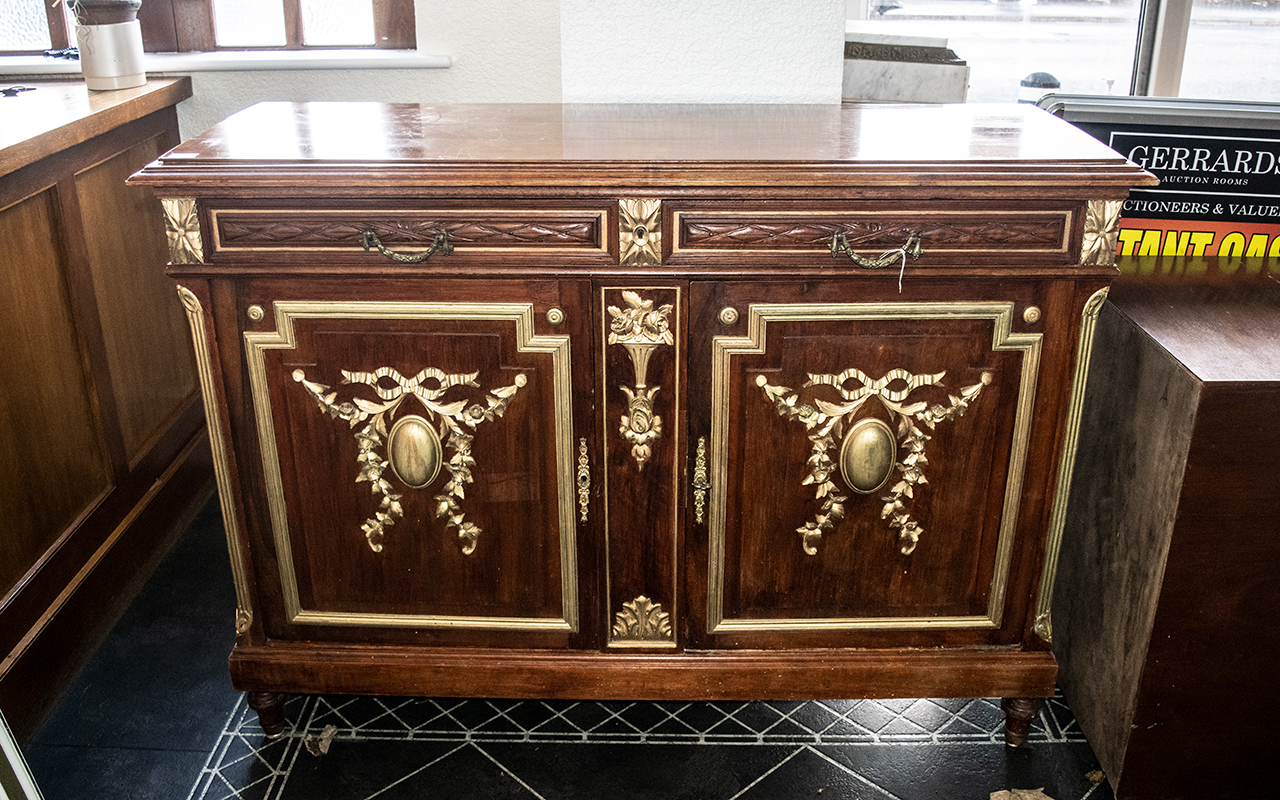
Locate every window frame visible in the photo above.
<box><xmin>4</xmin><ymin>0</ymin><xmax>414</xmax><ymax>55</ymax></box>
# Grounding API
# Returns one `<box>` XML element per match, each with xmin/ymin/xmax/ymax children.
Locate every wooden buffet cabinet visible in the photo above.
<box><xmin>130</xmin><ymin>102</ymin><xmax>1153</xmax><ymax>743</ymax></box>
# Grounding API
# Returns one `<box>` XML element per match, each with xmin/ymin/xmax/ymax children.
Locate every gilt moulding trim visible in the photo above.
<box><xmin>757</xmin><ymin>368</ymin><xmax>992</xmax><ymax>556</ymax></box>
<box><xmin>608</xmin><ymin>290</ymin><xmax>674</xmax><ymax>470</ymax></box>
<box><xmin>576</xmin><ymin>438</ymin><xmax>591</xmax><ymax>522</ymax></box>
<box><xmin>177</xmin><ymin>285</ymin><xmax>253</xmax><ymax>636</ymax></box>
<box><xmin>692</xmin><ymin>437</ymin><xmax>710</xmax><ymax>525</ymax></box>
<box><xmin>294</xmin><ymin>366</ymin><xmax>527</xmax><ymax>556</ymax></box>
<box><xmin>1035</xmin><ymin>287</ymin><xmax>1110</xmax><ymax>643</ymax></box>
<box><xmin>610</xmin><ymin>595</ymin><xmax>675</xmax><ymax>646</ymax></box>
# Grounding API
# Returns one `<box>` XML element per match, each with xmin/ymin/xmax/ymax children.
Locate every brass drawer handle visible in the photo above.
<box><xmin>830</xmin><ymin>231</ymin><xmax>922</xmax><ymax>269</ymax></box>
<box><xmin>360</xmin><ymin>229</ymin><xmax>454</xmax><ymax>263</ymax></box>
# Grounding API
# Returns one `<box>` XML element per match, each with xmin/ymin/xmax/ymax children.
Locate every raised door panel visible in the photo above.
<box><xmin>689</xmin><ymin>280</ymin><xmax>1049</xmax><ymax>650</ymax></box>
<box><xmin>239</xmin><ymin>279</ymin><xmax>590</xmax><ymax>649</ymax></box>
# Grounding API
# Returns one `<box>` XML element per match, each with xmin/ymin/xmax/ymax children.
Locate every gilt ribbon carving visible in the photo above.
<box><xmin>758</xmin><ymin>367</ymin><xmax>991</xmax><ymax>556</ymax></box>
<box><xmin>295</xmin><ymin>366</ymin><xmax>526</xmax><ymax>555</ymax></box>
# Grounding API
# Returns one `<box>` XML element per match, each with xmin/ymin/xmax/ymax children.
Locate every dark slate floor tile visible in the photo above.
<box><xmin>735</xmin><ymin>746</ymin><xmax>894</xmax><ymax>799</ymax></box>
<box><xmin>24</xmin><ymin>743</ymin><xmax>209</xmax><ymax>800</ymax></box>
<box><xmin>32</xmin><ymin>605</ymin><xmax>238</xmax><ymax>751</ymax></box>
<box><xmin>124</xmin><ymin>498</ymin><xmax>237</xmax><ymax>626</ymax></box>
<box><xmin>484</xmin><ymin>741</ymin><xmax>800</xmax><ymax>800</ymax></box>
<box><xmin>279</xmin><ymin>739</ymin><xmax>537</xmax><ymax>800</ymax></box>
<box><xmin>817</xmin><ymin>741</ymin><xmax>1114</xmax><ymax>800</ymax></box>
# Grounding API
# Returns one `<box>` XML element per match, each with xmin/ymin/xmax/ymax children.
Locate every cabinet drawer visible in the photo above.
<box><xmin>209</xmin><ymin>206</ymin><xmax>609</xmax><ymax>256</ymax></box>
<box><xmin>670</xmin><ymin>203</ymin><xmax>1078</xmax><ymax>266</ymax></box>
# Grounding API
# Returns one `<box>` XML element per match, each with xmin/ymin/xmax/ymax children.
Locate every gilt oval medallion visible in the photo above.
<box><xmin>387</xmin><ymin>415</ymin><xmax>442</xmax><ymax>489</ymax></box>
<box><xmin>840</xmin><ymin>417</ymin><xmax>897</xmax><ymax>495</ymax></box>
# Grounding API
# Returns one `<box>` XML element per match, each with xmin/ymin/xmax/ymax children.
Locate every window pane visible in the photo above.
<box><xmin>850</xmin><ymin>0</ymin><xmax>1142</xmax><ymax>103</ymax></box>
<box><xmin>0</xmin><ymin>0</ymin><xmax>52</xmax><ymax>51</ymax></box>
<box><xmin>1180</xmin><ymin>0</ymin><xmax>1280</xmax><ymax>101</ymax></box>
<box><xmin>212</xmin><ymin>0</ymin><xmax>287</xmax><ymax>47</ymax></box>
<box><xmin>302</xmin><ymin>0</ymin><xmax>375</xmax><ymax>46</ymax></box>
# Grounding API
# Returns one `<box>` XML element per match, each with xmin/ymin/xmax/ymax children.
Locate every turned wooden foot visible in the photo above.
<box><xmin>247</xmin><ymin>691</ymin><xmax>289</xmax><ymax>736</ymax></box>
<box><xmin>1001</xmin><ymin>697</ymin><xmax>1042</xmax><ymax>748</ymax></box>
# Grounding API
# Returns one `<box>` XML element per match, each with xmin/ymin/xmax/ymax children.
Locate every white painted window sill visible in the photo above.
<box><xmin>0</xmin><ymin>49</ymin><xmax>451</xmax><ymax>76</ymax></box>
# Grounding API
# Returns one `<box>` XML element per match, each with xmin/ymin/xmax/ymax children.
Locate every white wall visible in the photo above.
<box><xmin>174</xmin><ymin>0</ymin><xmax>563</xmax><ymax>136</ymax></box>
<box><xmin>560</xmin><ymin>0</ymin><xmax>844</xmax><ymax>103</ymax></box>
<box><xmin>172</xmin><ymin>0</ymin><xmax>845</xmax><ymax>138</ymax></box>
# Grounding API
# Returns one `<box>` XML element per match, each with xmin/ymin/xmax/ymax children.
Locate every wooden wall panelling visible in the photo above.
<box><xmin>0</xmin><ymin>187</ymin><xmax>112</xmax><ymax>595</ymax></box>
<box><xmin>0</xmin><ymin>82</ymin><xmax>211</xmax><ymax>741</ymax></box>
<box><xmin>0</xmin><ymin>436</ymin><xmax>212</xmax><ymax>741</ymax></box>
<box><xmin>75</xmin><ymin>134</ymin><xmax>198</xmax><ymax>463</ymax></box>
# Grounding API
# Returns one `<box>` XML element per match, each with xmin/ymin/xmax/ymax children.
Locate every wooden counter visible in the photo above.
<box><xmin>0</xmin><ymin>78</ymin><xmax>213</xmax><ymax>740</ymax></box>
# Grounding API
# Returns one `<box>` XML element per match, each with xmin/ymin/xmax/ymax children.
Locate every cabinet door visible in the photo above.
<box><xmin>688</xmin><ymin>280</ymin><xmax>1056</xmax><ymax>650</ymax></box>
<box><xmin>237</xmin><ymin>278</ymin><xmax>593</xmax><ymax>649</ymax></box>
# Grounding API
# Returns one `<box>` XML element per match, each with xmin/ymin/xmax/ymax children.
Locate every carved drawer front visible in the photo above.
<box><xmin>242</xmin><ymin>296</ymin><xmax>581</xmax><ymax>645</ymax></box>
<box><xmin>694</xmin><ymin>284</ymin><xmax>1047</xmax><ymax>649</ymax></box>
<box><xmin>670</xmin><ymin>203</ymin><xmax>1076</xmax><ymax>266</ymax></box>
<box><xmin>209</xmin><ymin>206</ymin><xmax>609</xmax><ymax>257</ymax></box>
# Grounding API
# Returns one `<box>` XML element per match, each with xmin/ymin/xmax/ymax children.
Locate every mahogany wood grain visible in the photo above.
<box><xmin>246</xmin><ymin>691</ymin><xmax>288</xmax><ymax>736</ymax></box>
<box><xmin>1001</xmin><ymin>697</ymin><xmax>1042</xmax><ymax>748</ymax></box>
<box><xmin>600</xmin><ymin>285</ymin><xmax>684</xmax><ymax>650</ymax></box>
<box><xmin>131</xmin><ymin>103</ymin><xmax>1157</xmax><ymax>197</ymax></box>
<box><xmin>696</xmin><ymin>284</ymin><xmax>1021</xmax><ymax>644</ymax></box>
<box><xmin>232</xmin><ymin>642</ymin><xmax>1058</xmax><ymax>701</ymax></box>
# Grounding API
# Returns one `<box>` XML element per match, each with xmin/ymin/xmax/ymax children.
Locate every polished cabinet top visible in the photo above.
<box><xmin>131</xmin><ymin>102</ymin><xmax>1156</xmax><ymax>194</ymax></box>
